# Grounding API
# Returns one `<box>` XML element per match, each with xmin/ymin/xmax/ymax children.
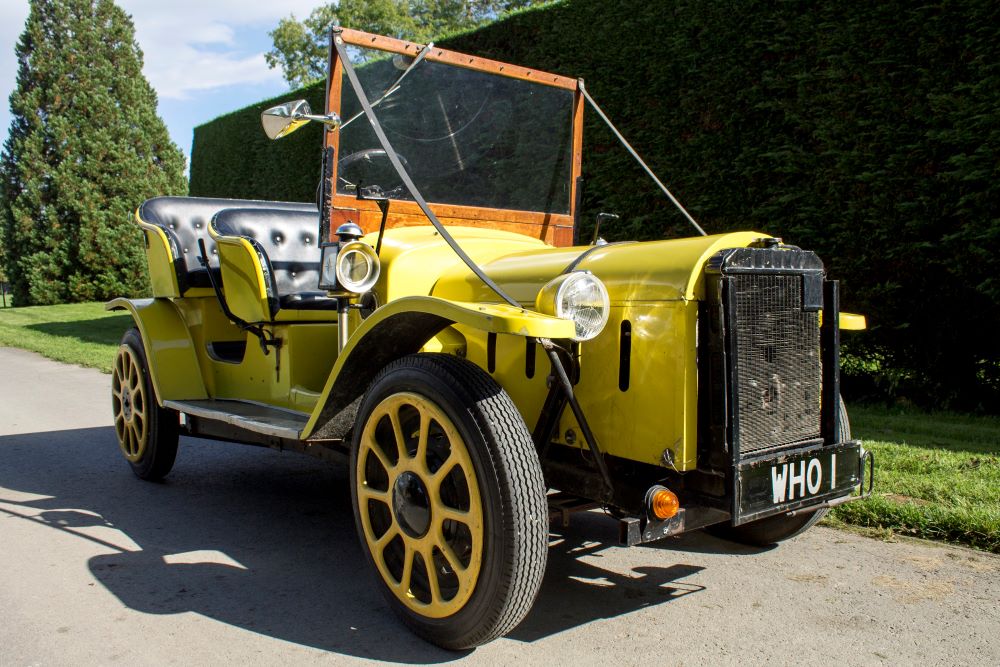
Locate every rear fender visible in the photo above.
<box><xmin>105</xmin><ymin>298</ymin><xmax>208</xmax><ymax>404</ymax></box>
<box><xmin>302</xmin><ymin>296</ymin><xmax>574</xmax><ymax>440</ymax></box>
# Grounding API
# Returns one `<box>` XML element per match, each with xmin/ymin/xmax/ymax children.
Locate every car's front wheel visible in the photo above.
<box><xmin>350</xmin><ymin>353</ymin><xmax>547</xmax><ymax>649</ymax></box>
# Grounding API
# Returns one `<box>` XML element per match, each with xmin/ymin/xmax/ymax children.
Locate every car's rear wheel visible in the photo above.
<box><xmin>708</xmin><ymin>397</ymin><xmax>852</xmax><ymax>546</ymax></box>
<box><xmin>112</xmin><ymin>328</ymin><xmax>178</xmax><ymax>480</ymax></box>
<box><xmin>350</xmin><ymin>353</ymin><xmax>547</xmax><ymax>649</ymax></box>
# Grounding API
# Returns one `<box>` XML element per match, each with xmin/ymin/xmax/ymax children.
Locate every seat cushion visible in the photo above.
<box><xmin>213</xmin><ymin>207</ymin><xmax>335</xmax><ymax>318</ymax></box>
<box><xmin>139</xmin><ymin>196</ymin><xmax>316</xmax><ymax>293</ymax></box>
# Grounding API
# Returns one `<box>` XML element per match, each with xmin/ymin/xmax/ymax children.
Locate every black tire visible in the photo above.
<box><xmin>111</xmin><ymin>328</ymin><xmax>179</xmax><ymax>481</ymax></box>
<box><xmin>708</xmin><ymin>398</ymin><xmax>852</xmax><ymax>547</ymax></box>
<box><xmin>349</xmin><ymin>353</ymin><xmax>547</xmax><ymax>649</ymax></box>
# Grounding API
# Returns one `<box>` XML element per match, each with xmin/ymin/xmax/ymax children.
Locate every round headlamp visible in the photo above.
<box><xmin>535</xmin><ymin>271</ymin><xmax>610</xmax><ymax>342</ymax></box>
<box><xmin>335</xmin><ymin>241</ymin><xmax>380</xmax><ymax>294</ymax></box>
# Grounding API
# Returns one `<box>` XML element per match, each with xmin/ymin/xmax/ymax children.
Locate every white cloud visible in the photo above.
<box><xmin>120</xmin><ymin>0</ymin><xmax>328</xmax><ymax>100</ymax></box>
<box><xmin>0</xmin><ymin>1</ymin><xmax>331</xmax><ymax>160</ymax></box>
<box><xmin>0</xmin><ymin>1</ymin><xmax>328</xmax><ymax>106</ymax></box>
<box><xmin>151</xmin><ymin>50</ymin><xmax>283</xmax><ymax>100</ymax></box>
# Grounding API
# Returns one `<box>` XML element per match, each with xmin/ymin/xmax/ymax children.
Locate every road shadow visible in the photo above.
<box><xmin>510</xmin><ymin>510</ymin><xmax>706</xmax><ymax>642</ymax></box>
<box><xmin>0</xmin><ymin>425</ymin><xmax>742</xmax><ymax>658</ymax></box>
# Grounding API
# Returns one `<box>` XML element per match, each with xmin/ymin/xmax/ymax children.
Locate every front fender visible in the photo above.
<box><xmin>302</xmin><ymin>296</ymin><xmax>574</xmax><ymax>440</ymax></box>
<box><xmin>105</xmin><ymin>298</ymin><xmax>208</xmax><ymax>404</ymax></box>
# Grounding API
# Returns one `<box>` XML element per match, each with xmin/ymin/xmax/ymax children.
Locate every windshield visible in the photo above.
<box><xmin>336</xmin><ymin>45</ymin><xmax>575</xmax><ymax>215</ymax></box>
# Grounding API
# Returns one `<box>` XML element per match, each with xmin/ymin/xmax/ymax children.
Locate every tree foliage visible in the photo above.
<box><xmin>265</xmin><ymin>0</ymin><xmax>548</xmax><ymax>88</ymax></box>
<box><xmin>0</xmin><ymin>0</ymin><xmax>187</xmax><ymax>305</ymax></box>
<box><xmin>195</xmin><ymin>0</ymin><xmax>1000</xmax><ymax>412</ymax></box>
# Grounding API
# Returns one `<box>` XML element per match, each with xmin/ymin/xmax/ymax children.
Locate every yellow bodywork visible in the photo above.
<box><xmin>211</xmin><ymin>234</ymin><xmax>273</xmax><ymax>324</ymax></box>
<box><xmin>121</xmin><ymin>214</ymin><xmax>858</xmax><ymax>474</ymax></box>
<box><xmin>428</xmin><ymin>230</ymin><xmax>773</xmax><ymax>471</ymax></box>
<box><xmin>136</xmin><ymin>212</ymin><xmax>182</xmax><ymax>298</ymax></box>
<box><xmin>840</xmin><ymin>312</ymin><xmax>867</xmax><ymax>330</ymax></box>
<box><xmin>105</xmin><ymin>297</ymin><xmax>208</xmax><ymax>400</ymax></box>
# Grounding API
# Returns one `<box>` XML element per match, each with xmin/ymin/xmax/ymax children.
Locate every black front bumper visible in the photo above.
<box><xmin>734</xmin><ymin>439</ymin><xmax>871</xmax><ymax>524</ymax></box>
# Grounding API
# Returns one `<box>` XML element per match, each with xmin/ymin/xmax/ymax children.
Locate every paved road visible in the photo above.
<box><xmin>1</xmin><ymin>346</ymin><xmax>998</xmax><ymax>666</ymax></box>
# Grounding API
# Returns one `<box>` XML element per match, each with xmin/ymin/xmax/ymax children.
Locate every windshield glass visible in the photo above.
<box><xmin>337</xmin><ymin>45</ymin><xmax>574</xmax><ymax>215</ymax></box>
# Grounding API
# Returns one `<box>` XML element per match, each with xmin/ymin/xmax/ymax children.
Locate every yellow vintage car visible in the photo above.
<box><xmin>108</xmin><ymin>28</ymin><xmax>872</xmax><ymax>649</ymax></box>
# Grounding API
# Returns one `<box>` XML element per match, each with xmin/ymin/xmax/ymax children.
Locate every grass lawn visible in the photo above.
<box><xmin>0</xmin><ymin>301</ymin><xmax>127</xmax><ymax>373</ymax></box>
<box><xmin>1</xmin><ymin>301</ymin><xmax>997</xmax><ymax>552</ymax></box>
<box><xmin>827</xmin><ymin>406</ymin><xmax>1000</xmax><ymax>553</ymax></box>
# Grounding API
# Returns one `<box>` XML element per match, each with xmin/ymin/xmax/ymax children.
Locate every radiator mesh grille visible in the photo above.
<box><xmin>731</xmin><ymin>274</ymin><xmax>821</xmax><ymax>453</ymax></box>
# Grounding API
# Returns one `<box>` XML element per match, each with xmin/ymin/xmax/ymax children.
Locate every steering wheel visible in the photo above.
<box><xmin>337</xmin><ymin>148</ymin><xmax>411</xmax><ymax>197</ymax></box>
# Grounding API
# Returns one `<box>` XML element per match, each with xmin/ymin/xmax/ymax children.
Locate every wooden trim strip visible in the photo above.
<box><xmin>332</xmin><ymin>194</ymin><xmax>573</xmax><ymax>228</ymax></box>
<box><xmin>569</xmin><ymin>85</ymin><xmax>585</xmax><ymax>221</ymax></box>
<box><xmin>336</xmin><ymin>27</ymin><xmax>579</xmax><ymax>91</ymax></box>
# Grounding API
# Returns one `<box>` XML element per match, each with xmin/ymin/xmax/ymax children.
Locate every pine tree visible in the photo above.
<box><xmin>0</xmin><ymin>0</ymin><xmax>186</xmax><ymax>305</ymax></box>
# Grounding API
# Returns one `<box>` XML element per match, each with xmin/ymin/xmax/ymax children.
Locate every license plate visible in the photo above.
<box><xmin>734</xmin><ymin>442</ymin><xmax>862</xmax><ymax>524</ymax></box>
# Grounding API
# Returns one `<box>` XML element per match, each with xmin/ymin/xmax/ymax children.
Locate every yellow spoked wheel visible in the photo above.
<box><xmin>351</xmin><ymin>354</ymin><xmax>547</xmax><ymax>650</ymax></box>
<box><xmin>356</xmin><ymin>392</ymin><xmax>483</xmax><ymax>618</ymax></box>
<box><xmin>113</xmin><ymin>343</ymin><xmax>148</xmax><ymax>462</ymax></box>
<box><xmin>111</xmin><ymin>329</ymin><xmax>179</xmax><ymax>480</ymax></box>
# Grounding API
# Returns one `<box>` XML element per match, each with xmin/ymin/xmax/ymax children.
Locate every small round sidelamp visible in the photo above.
<box><xmin>646</xmin><ymin>485</ymin><xmax>680</xmax><ymax>520</ymax></box>
<box><xmin>336</xmin><ymin>241</ymin><xmax>380</xmax><ymax>293</ymax></box>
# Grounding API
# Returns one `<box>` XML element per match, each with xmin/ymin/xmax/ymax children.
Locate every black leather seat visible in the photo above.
<box><xmin>211</xmin><ymin>208</ymin><xmax>339</xmax><ymax>317</ymax></box>
<box><xmin>138</xmin><ymin>196</ymin><xmax>316</xmax><ymax>294</ymax></box>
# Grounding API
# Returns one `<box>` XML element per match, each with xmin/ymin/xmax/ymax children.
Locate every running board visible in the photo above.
<box><xmin>164</xmin><ymin>399</ymin><xmax>308</xmax><ymax>440</ymax></box>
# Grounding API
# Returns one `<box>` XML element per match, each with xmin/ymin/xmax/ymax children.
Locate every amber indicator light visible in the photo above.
<box><xmin>650</xmin><ymin>488</ymin><xmax>680</xmax><ymax>520</ymax></box>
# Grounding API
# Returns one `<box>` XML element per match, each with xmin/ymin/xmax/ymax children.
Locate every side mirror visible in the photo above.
<box><xmin>261</xmin><ymin>99</ymin><xmax>341</xmax><ymax>140</ymax></box>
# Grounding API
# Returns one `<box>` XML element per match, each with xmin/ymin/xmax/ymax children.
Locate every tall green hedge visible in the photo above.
<box><xmin>190</xmin><ymin>0</ymin><xmax>1000</xmax><ymax>412</ymax></box>
<box><xmin>190</xmin><ymin>84</ymin><xmax>326</xmax><ymax>202</ymax></box>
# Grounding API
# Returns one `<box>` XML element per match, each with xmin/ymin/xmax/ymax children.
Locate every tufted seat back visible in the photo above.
<box><xmin>138</xmin><ymin>196</ymin><xmax>316</xmax><ymax>293</ymax></box>
<box><xmin>212</xmin><ymin>208</ymin><xmax>337</xmax><ymax>316</ymax></box>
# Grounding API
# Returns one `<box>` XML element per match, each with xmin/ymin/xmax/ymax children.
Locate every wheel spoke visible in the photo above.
<box><xmin>128</xmin><ymin>359</ymin><xmax>139</xmax><ymax>391</ymax></box>
<box><xmin>428</xmin><ymin>457</ymin><xmax>455</xmax><ymax>494</ymax></box>
<box><xmin>374</xmin><ymin>525</ymin><xmax>399</xmax><ymax>551</ymax></box>
<box><xmin>125</xmin><ymin>424</ymin><xmax>136</xmax><ymax>456</ymax></box>
<box><xmin>132</xmin><ymin>388</ymin><xmax>144</xmax><ymax>418</ymax></box>
<box><xmin>114</xmin><ymin>352</ymin><xmax>125</xmax><ymax>381</ymax></box>
<box><xmin>422</xmin><ymin>545</ymin><xmax>442</xmax><ymax>604</ymax></box>
<box><xmin>363</xmin><ymin>437</ymin><xmax>394</xmax><ymax>476</ymax></box>
<box><xmin>436</xmin><ymin>538</ymin><xmax>470</xmax><ymax>582</ymax></box>
<box><xmin>359</xmin><ymin>483</ymin><xmax>390</xmax><ymax>506</ymax></box>
<box><xmin>415</xmin><ymin>406</ymin><xmax>430</xmax><ymax>473</ymax></box>
<box><xmin>399</xmin><ymin>541</ymin><xmax>415</xmax><ymax>593</ymax></box>
<box><xmin>387</xmin><ymin>408</ymin><xmax>406</xmax><ymax>463</ymax></box>
<box><xmin>437</xmin><ymin>505</ymin><xmax>471</xmax><ymax>524</ymax></box>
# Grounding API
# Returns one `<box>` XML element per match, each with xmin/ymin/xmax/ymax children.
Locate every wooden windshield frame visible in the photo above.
<box><xmin>323</xmin><ymin>28</ymin><xmax>583</xmax><ymax>247</ymax></box>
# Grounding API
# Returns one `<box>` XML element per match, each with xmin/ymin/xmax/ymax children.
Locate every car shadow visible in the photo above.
<box><xmin>0</xmin><ymin>425</ymin><xmax>742</xmax><ymax>658</ymax></box>
<box><xmin>510</xmin><ymin>511</ymin><xmax>707</xmax><ymax>642</ymax></box>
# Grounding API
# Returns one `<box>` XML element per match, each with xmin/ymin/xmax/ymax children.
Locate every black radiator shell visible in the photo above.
<box><xmin>698</xmin><ymin>246</ymin><xmax>843</xmax><ymax>525</ymax></box>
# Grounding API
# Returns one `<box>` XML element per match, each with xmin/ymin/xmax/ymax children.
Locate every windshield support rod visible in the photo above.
<box><xmin>339</xmin><ymin>40</ymin><xmax>435</xmax><ymax>131</ymax></box>
<box><xmin>332</xmin><ymin>29</ymin><xmax>522</xmax><ymax>308</ymax></box>
<box><xmin>578</xmin><ymin>80</ymin><xmax>707</xmax><ymax>237</ymax></box>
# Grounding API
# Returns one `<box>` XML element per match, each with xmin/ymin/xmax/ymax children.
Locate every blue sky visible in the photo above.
<box><xmin>0</xmin><ymin>1</ymin><xmax>330</xmax><ymax>172</ymax></box>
